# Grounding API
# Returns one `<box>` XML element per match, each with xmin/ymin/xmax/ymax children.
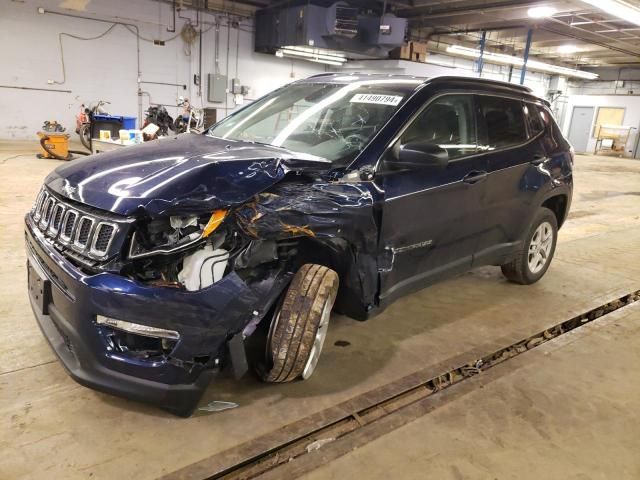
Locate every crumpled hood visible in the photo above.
<box><xmin>45</xmin><ymin>134</ymin><xmax>331</xmax><ymax>216</ymax></box>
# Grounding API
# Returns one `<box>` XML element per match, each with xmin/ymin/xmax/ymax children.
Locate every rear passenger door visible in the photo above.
<box><xmin>474</xmin><ymin>95</ymin><xmax>549</xmax><ymax>266</ymax></box>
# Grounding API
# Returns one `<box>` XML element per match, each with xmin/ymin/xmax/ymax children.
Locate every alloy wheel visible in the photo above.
<box><xmin>528</xmin><ymin>221</ymin><xmax>554</xmax><ymax>274</ymax></box>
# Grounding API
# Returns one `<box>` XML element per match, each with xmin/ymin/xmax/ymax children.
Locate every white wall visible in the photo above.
<box><xmin>561</xmin><ymin>94</ymin><xmax>640</xmax><ymax>156</ymax></box>
<box><xmin>0</xmin><ymin>0</ymin><xmax>325</xmax><ymax>139</ymax></box>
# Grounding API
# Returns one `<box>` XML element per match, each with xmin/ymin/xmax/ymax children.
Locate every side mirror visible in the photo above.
<box><xmin>388</xmin><ymin>142</ymin><xmax>449</xmax><ymax>170</ymax></box>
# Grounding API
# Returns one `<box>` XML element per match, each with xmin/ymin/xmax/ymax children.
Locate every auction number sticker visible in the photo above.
<box><xmin>349</xmin><ymin>93</ymin><xmax>403</xmax><ymax>106</ymax></box>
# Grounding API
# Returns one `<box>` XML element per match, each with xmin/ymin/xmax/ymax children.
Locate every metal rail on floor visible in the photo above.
<box><xmin>163</xmin><ymin>290</ymin><xmax>640</xmax><ymax>480</ymax></box>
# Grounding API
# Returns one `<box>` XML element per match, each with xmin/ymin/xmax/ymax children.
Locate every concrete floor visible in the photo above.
<box><xmin>1</xmin><ymin>140</ymin><xmax>639</xmax><ymax>479</ymax></box>
<box><xmin>303</xmin><ymin>302</ymin><xmax>640</xmax><ymax>480</ymax></box>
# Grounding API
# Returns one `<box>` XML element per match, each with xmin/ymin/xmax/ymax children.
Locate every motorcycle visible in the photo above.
<box><xmin>173</xmin><ymin>97</ymin><xmax>204</xmax><ymax>134</ymax></box>
<box><xmin>143</xmin><ymin>105</ymin><xmax>176</xmax><ymax>139</ymax></box>
<box><xmin>76</xmin><ymin>100</ymin><xmax>110</xmax><ymax>150</ymax></box>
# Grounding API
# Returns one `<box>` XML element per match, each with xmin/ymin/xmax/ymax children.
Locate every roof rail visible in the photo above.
<box><xmin>428</xmin><ymin>76</ymin><xmax>533</xmax><ymax>93</ymax></box>
<box><xmin>307</xmin><ymin>72</ymin><xmax>340</xmax><ymax>78</ymax></box>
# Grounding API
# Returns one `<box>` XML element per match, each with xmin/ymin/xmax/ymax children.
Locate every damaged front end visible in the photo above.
<box><xmin>26</xmin><ymin>149</ymin><xmax>379</xmax><ymax>417</ymax></box>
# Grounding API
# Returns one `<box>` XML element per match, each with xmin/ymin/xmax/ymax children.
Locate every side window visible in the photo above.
<box><xmin>479</xmin><ymin>96</ymin><xmax>527</xmax><ymax>149</ymax></box>
<box><xmin>525</xmin><ymin>103</ymin><xmax>545</xmax><ymax>137</ymax></box>
<box><xmin>399</xmin><ymin>95</ymin><xmax>477</xmax><ymax>160</ymax></box>
<box><xmin>538</xmin><ymin>106</ymin><xmax>551</xmax><ymax>127</ymax></box>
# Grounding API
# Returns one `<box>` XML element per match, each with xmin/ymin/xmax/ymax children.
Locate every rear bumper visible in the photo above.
<box><xmin>25</xmin><ymin>214</ymin><xmax>284</xmax><ymax>416</ymax></box>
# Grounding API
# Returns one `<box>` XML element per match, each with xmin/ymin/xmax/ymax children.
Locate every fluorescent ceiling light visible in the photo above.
<box><xmin>307</xmin><ymin>58</ymin><xmax>345</xmax><ymax>66</ymax></box>
<box><xmin>579</xmin><ymin>0</ymin><xmax>640</xmax><ymax>26</ymax></box>
<box><xmin>557</xmin><ymin>44</ymin><xmax>579</xmax><ymax>53</ymax></box>
<box><xmin>424</xmin><ymin>57</ymin><xmax>457</xmax><ymax>68</ymax></box>
<box><xmin>527</xmin><ymin>6</ymin><xmax>557</xmax><ymax>18</ymax></box>
<box><xmin>276</xmin><ymin>46</ymin><xmax>347</xmax><ymax>66</ymax></box>
<box><xmin>446</xmin><ymin>45</ymin><xmax>599</xmax><ymax>79</ymax></box>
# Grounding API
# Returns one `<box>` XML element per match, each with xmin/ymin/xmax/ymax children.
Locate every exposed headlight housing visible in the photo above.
<box><xmin>128</xmin><ymin>209</ymin><xmax>228</xmax><ymax>259</ymax></box>
<box><xmin>96</xmin><ymin>315</ymin><xmax>180</xmax><ymax>340</ymax></box>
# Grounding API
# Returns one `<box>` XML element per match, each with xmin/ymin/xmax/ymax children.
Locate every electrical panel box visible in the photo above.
<box><xmin>231</xmin><ymin>78</ymin><xmax>243</xmax><ymax>95</ymax></box>
<box><xmin>208</xmin><ymin>74</ymin><xmax>228</xmax><ymax>103</ymax></box>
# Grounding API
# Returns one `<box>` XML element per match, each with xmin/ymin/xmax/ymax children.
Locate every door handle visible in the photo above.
<box><xmin>531</xmin><ymin>154</ymin><xmax>549</xmax><ymax>165</ymax></box>
<box><xmin>462</xmin><ymin>170</ymin><xmax>488</xmax><ymax>184</ymax></box>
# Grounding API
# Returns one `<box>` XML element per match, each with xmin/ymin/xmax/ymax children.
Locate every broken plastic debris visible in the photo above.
<box><xmin>305</xmin><ymin>437</ymin><xmax>335</xmax><ymax>453</ymax></box>
<box><xmin>198</xmin><ymin>400</ymin><xmax>239</xmax><ymax>412</ymax></box>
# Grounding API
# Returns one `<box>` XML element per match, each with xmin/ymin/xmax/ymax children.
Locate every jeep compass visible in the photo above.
<box><xmin>25</xmin><ymin>74</ymin><xmax>573</xmax><ymax>416</ymax></box>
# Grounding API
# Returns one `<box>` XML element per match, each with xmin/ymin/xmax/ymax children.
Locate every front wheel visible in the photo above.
<box><xmin>79</xmin><ymin>123</ymin><xmax>91</xmax><ymax>151</ymax></box>
<box><xmin>501</xmin><ymin>207</ymin><xmax>558</xmax><ymax>284</ymax></box>
<box><xmin>260</xmin><ymin>264</ymin><xmax>339</xmax><ymax>383</ymax></box>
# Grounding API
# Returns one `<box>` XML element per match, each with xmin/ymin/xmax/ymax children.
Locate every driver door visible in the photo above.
<box><xmin>377</xmin><ymin>93</ymin><xmax>489</xmax><ymax>305</ymax></box>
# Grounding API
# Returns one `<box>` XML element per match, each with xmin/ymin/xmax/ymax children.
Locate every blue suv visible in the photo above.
<box><xmin>25</xmin><ymin>74</ymin><xmax>573</xmax><ymax>416</ymax></box>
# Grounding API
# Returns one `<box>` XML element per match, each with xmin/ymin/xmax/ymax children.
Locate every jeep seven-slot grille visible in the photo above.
<box><xmin>30</xmin><ymin>187</ymin><xmax>119</xmax><ymax>261</ymax></box>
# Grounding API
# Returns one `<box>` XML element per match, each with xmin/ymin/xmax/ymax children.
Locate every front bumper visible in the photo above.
<box><xmin>25</xmin><ymin>215</ymin><xmax>282</xmax><ymax>416</ymax></box>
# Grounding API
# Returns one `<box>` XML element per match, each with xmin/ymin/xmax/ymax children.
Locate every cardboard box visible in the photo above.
<box><xmin>389</xmin><ymin>44</ymin><xmax>411</xmax><ymax>60</ymax></box>
<box><xmin>411</xmin><ymin>41</ymin><xmax>428</xmax><ymax>55</ymax></box>
<box><xmin>389</xmin><ymin>41</ymin><xmax>428</xmax><ymax>62</ymax></box>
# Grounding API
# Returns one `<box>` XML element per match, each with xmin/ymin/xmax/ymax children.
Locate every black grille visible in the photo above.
<box><xmin>94</xmin><ymin>224</ymin><xmax>115</xmax><ymax>252</ymax></box>
<box><xmin>64</xmin><ymin>211</ymin><xmax>77</xmax><ymax>238</ymax></box>
<box><xmin>77</xmin><ymin>218</ymin><xmax>92</xmax><ymax>245</ymax></box>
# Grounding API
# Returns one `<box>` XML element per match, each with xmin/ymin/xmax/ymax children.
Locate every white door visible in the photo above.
<box><xmin>567</xmin><ymin>106</ymin><xmax>595</xmax><ymax>153</ymax></box>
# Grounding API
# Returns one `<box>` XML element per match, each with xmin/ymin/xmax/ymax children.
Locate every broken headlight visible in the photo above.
<box><xmin>128</xmin><ymin>210</ymin><xmax>227</xmax><ymax>259</ymax></box>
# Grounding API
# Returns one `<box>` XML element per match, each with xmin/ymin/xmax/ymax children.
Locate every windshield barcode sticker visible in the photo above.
<box><xmin>350</xmin><ymin>94</ymin><xmax>403</xmax><ymax>106</ymax></box>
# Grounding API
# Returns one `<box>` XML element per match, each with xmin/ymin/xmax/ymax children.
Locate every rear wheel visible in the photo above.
<box><xmin>501</xmin><ymin>207</ymin><xmax>558</xmax><ymax>284</ymax></box>
<box><xmin>260</xmin><ymin>264</ymin><xmax>339</xmax><ymax>383</ymax></box>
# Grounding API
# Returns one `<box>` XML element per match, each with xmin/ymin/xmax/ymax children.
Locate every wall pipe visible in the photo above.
<box><xmin>225</xmin><ymin>17</ymin><xmax>231</xmax><ymax>113</ymax></box>
<box><xmin>167</xmin><ymin>0</ymin><xmax>176</xmax><ymax>32</ymax></box>
<box><xmin>42</xmin><ymin>9</ymin><xmax>143</xmax><ymax>125</ymax></box>
<box><xmin>520</xmin><ymin>28</ymin><xmax>533</xmax><ymax>85</ymax></box>
<box><xmin>198</xmin><ymin>8</ymin><xmax>203</xmax><ymax>98</ymax></box>
<box><xmin>0</xmin><ymin>85</ymin><xmax>71</xmax><ymax>93</ymax></box>
<box><xmin>140</xmin><ymin>81</ymin><xmax>187</xmax><ymax>89</ymax></box>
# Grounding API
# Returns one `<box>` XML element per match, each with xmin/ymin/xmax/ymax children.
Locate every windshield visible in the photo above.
<box><xmin>208</xmin><ymin>79</ymin><xmax>421</xmax><ymax>165</ymax></box>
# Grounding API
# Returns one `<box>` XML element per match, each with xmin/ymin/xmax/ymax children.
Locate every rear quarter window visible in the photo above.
<box><xmin>525</xmin><ymin>103</ymin><xmax>545</xmax><ymax>137</ymax></box>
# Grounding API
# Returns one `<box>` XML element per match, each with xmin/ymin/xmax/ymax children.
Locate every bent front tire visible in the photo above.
<box><xmin>501</xmin><ymin>207</ymin><xmax>558</xmax><ymax>285</ymax></box>
<box><xmin>261</xmin><ymin>264</ymin><xmax>339</xmax><ymax>383</ymax></box>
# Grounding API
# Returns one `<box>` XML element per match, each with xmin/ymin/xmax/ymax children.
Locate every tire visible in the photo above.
<box><xmin>260</xmin><ymin>264</ymin><xmax>339</xmax><ymax>383</ymax></box>
<box><xmin>501</xmin><ymin>207</ymin><xmax>558</xmax><ymax>285</ymax></box>
<box><xmin>79</xmin><ymin>123</ymin><xmax>91</xmax><ymax>151</ymax></box>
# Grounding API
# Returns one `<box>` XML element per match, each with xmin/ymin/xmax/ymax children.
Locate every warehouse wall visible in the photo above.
<box><xmin>560</xmin><ymin>94</ymin><xmax>640</xmax><ymax>156</ymax></box>
<box><xmin>0</xmin><ymin>0</ymin><xmax>325</xmax><ymax>140</ymax></box>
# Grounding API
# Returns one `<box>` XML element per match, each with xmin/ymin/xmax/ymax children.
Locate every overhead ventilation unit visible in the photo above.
<box><xmin>255</xmin><ymin>1</ymin><xmax>407</xmax><ymax>63</ymax></box>
<box><xmin>358</xmin><ymin>14</ymin><xmax>407</xmax><ymax>48</ymax></box>
<box><xmin>331</xmin><ymin>4</ymin><xmax>359</xmax><ymax>38</ymax></box>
